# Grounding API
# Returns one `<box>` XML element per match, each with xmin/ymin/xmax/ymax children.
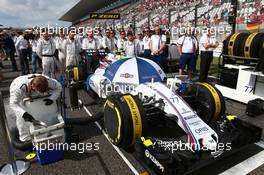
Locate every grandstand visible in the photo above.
<box><xmin>237</xmin><ymin>0</ymin><xmax>264</xmax><ymax>29</ymax></box>
<box><xmin>59</xmin><ymin>0</ymin><xmax>264</xmax><ymax>45</ymax></box>
<box><xmin>61</xmin><ymin>0</ymin><xmax>263</xmax><ymax>30</ymax></box>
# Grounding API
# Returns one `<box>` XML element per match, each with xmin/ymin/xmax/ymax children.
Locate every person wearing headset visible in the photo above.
<box><xmin>9</xmin><ymin>74</ymin><xmax>62</xmax><ymax>142</ymax></box>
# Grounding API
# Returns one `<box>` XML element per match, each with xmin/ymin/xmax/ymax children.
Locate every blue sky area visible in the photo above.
<box><xmin>0</xmin><ymin>0</ymin><xmax>79</xmax><ymax>28</ymax></box>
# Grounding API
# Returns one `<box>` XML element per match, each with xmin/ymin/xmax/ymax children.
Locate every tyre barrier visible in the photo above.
<box><xmin>188</xmin><ymin>82</ymin><xmax>226</xmax><ymax>123</ymax></box>
<box><xmin>223</xmin><ymin>32</ymin><xmax>264</xmax><ymax>61</ymax></box>
<box><xmin>104</xmin><ymin>94</ymin><xmax>147</xmax><ymax>148</ymax></box>
<box><xmin>223</xmin><ymin>32</ymin><xmax>250</xmax><ymax>57</ymax></box>
<box><xmin>243</xmin><ymin>33</ymin><xmax>264</xmax><ymax>58</ymax></box>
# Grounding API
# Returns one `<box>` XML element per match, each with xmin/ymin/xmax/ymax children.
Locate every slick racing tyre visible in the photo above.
<box><xmin>104</xmin><ymin>94</ymin><xmax>147</xmax><ymax>148</ymax></box>
<box><xmin>188</xmin><ymin>83</ymin><xmax>226</xmax><ymax>123</ymax></box>
<box><xmin>222</xmin><ymin>32</ymin><xmax>264</xmax><ymax>62</ymax></box>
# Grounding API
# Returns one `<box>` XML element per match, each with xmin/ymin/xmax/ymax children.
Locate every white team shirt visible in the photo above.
<box><xmin>150</xmin><ymin>34</ymin><xmax>166</xmax><ymax>54</ymax></box>
<box><xmin>36</xmin><ymin>38</ymin><xmax>56</xmax><ymax>58</ymax></box>
<box><xmin>200</xmin><ymin>34</ymin><xmax>217</xmax><ymax>52</ymax></box>
<box><xmin>136</xmin><ymin>39</ymin><xmax>144</xmax><ymax>55</ymax></box>
<box><xmin>124</xmin><ymin>41</ymin><xmax>139</xmax><ymax>57</ymax></box>
<box><xmin>94</xmin><ymin>35</ymin><xmax>103</xmax><ymax>48</ymax></box>
<box><xmin>143</xmin><ymin>36</ymin><xmax>151</xmax><ymax>50</ymax></box>
<box><xmin>117</xmin><ymin>38</ymin><xmax>127</xmax><ymax>50</ymax></box>
<box><xmin>30</xmin><ymin>39</ymin><xmax>39</xmax><ymax>52</ymax></box>
<box><xmin>82</xmin><ymin>37</ymin><xmax>101</xmax><ymax>50</ymax></box>
<box><xmin>15</xmin><ymin>35</ymin><xmax>28</xmax><ymax>50</ymax></box>
<box><xmin>177</xmin><ymin>36</ymin><xmax>198</xmax><ymax>53</ymax></box>
<box><xmin>56</xmin><ymin>37</ymin><xmax>66</xmax><ymax>59</ymax></box>
<box><xmin>55</xmin><ymin>37</ymin><xmax>65</xmax><ymax>50</ymax></box>
<box><xmin>63</xmin><ymin>39</ymin><xmax>81</xmax><ymax>56</ymax></box>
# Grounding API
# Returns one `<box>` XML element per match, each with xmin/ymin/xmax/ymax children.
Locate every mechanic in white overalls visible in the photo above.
<box><xmin>55</xmin><ymin>30</ymin><xmax>66</xmax><ymax>73</ymax></box>
<box><xmin>62</xmin><ymin>31</ymin><xmax>82</xmax><ymax>68</ymax></box>
<box><xmin>36</xmin><ymin>30</ymin><xmax>56</xmax><ymax>78</ymax></box>
<box><xmin>9</xmin><ymin>74</ymin><xmax>62</xmax><ymax>142</ymax></box>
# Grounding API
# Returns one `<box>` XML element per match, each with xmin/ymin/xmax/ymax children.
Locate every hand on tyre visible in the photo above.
<box><xmin>43</xmin><ymin>99</ymin><xmax>53</xmax><ymax>106</ymax></box>
<box><xmin>22</xmin><ymin>112</ymin><xmax>35</xmax><ymax>122</ymax></box>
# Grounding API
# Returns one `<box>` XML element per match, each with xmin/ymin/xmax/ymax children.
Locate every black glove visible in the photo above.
<box><xmin>43</xmin><ymin>99</ymin><xmax>53</xmax><ymax>106</ymax></box>
<box><xmin>22</xmin><ymin>112</ymin><xmax>34</xmax><ymax>122</ymax></box>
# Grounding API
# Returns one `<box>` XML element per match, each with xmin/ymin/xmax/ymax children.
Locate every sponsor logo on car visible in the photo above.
<box><xmin>145</xmin><ymin>150</ymin><xmax>165</xmax><ymax>172</ymax></box>
<box><xmin>184</xmin><ymin>115</ymin><xmax>196</xmax><ymax>120</ymax></box>
<box><xmin>181</xmin><ymin>108</ymin><xmax>191</xmax><ymax>115</ymax></box>
<box><xmin>188</xmin><ymin>121</ymin><xmax>201</xmax><ymax>126</ymax></box>
<box><xmin>195</xmin><ymin>127</ymin><xmax>209</xmax><ymax>134</ymax></box>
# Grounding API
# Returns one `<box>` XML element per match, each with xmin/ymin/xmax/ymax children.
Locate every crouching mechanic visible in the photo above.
<box><xmin>9</xmin><ymin>74</ymin><xmax>62</xmax><ymax>142</ymax></box>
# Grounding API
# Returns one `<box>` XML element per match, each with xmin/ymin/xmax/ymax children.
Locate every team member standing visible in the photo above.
<box><xmin>136</xmin><ymin>32</ymin><xmax>144</xmax><ymax>57</ymax></box>
<box><xmin>117</xmin><ymin>31</ymin><xmax>127</xmax><ymax>51</ymax></box>
<box><xmin>150</xmin><ymin>26</ymin><xmax>166</xmax><ymax>67</ymax></box>
<box><xmin>82</xmin><ymin>30</ymin><xmax>101</xmax><ymax>50</ymax></box>
<box><xmin>94</xmin><ymin>28</ymin><xmax>104</xmax><ymax>47</ymax></box>
<box><xmin>36</xmin><ymin>30</ymin><xmax>56</xmax><ymax>78</ymax></box>
<box><xmin>124</xmin><ymin>32</ymin><xmax>140</xmax><ymax>57</ymax></box>
<box><xmin>199</xmin><ymin>29</ymin><xmax>219</xmax><ymax>82</ymax></box>
<box><xmin>102</xmin><ymin>29</ymin><xmax>112</xmax><ymax>52</ymax></box>
<box><xmin>109</xmin><ymin>30</ymin><xmax>117</xmax><ymax>52</ymax></box>
<box><xmin>143</xmin><ymin>27</ymin><xmax>151</xmax><ymax>59</ymax></box>
<box><xmin>55</xmin><ymin>31</ymin><xmax>66</xmax><ymax>74</ymax></box>
<box><xmin>15</xmin><ymin>31</ymin><xmax>30</xmax><ymax>75</ymax></box>
<box><xmin>9</xmin><ymin>74</ymin><xmax>62</xmax><ymax>142</ymax></box>
<box><xmin>177</xmin><ymin>28</ymin><xmax>198</xmax><ymax>79</ymax></box>
<box><xmin>75</xmin><ymin>31</ymin><xmax>84</xmax><ymax>46</ymax></box>
<box><xmin>62</xmin><ymin>31</ymin><xmax>82</xmax><ymax>68</ymax></box>
<box><xmin>4</xmin><ymin>32</ymin><xmax>18</xmax><ymax>71</ymax></box>
<box><xmin>30</xmin><ymin>34</ymin><xmax>42</xmax><ymax>73</ymax></box>
<box><xmin>25</xmin><ymin>32</ymin><xmax>33</xmax><ymax>62</ymax></box>
<box><xmin>82</xmin><ymin>30</ymin><xmax>101</xmax><ymax>72</ymax></box>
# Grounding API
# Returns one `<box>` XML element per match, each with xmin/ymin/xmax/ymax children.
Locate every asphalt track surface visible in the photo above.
<box><xmin>0</xmin><ymin>58</ymin><xmax>264</xmax><ymax>175</ymax></box>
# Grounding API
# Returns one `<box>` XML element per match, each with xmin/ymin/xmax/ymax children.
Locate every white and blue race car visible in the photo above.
<box><xmin>81</xmin><ymin>55</ymin><xmax>261</xmax><ymax>174</ymax></box>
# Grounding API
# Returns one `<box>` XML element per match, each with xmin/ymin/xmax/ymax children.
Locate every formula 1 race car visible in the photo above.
<box><xmin>75</xmin><ymin>55</ymin><xmax>262</xmax><ymax>174</ymax></box>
